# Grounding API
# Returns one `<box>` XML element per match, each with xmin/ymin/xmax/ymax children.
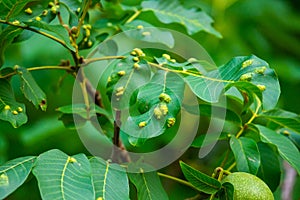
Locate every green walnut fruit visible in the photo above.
<box><xmin>222</xmin><ymin>172</ymin><xmax>274</xmax><ymax>200</ymax></box>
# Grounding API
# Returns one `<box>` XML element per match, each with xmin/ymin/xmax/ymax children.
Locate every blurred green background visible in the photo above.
<box><xmin>1</xmin><ymin>0</ymin><xmax>300</xmax><ymax>199</ymax></box>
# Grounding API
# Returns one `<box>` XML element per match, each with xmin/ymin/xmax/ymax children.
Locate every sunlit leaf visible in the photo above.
<box><xmin>141</xmin><ymin>0</ymin><xmax>221</xmax><ymax>37</ymax></box>
<box><xmin>0</xmin><ymin>156</ymin><xmax>35</xmax><ymax>199</ymax></box>
<box><xmin>121</xmin><ymin>19</ymin><xmax>174</xmax><ymax>48</ymax></box>
<box><xmin>33</xmin><ymin>149</ymin><xmax>95</xmax><ymax>200</ymax></box>
<box><xmin>90</xmin><ymin>157</ymin><xmax>129</xmax><ymax>200</ymax></box>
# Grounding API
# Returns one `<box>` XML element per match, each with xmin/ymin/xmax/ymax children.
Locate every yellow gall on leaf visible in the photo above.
<box><xmin>97</xmin><ymin>197</ymin><xmax>103</xmax><ymax>200</ymax></box>
<box><xmin>68</xmin><ymin>157</ymin><xmax>77</xmax><ymax>163</ymax></box>
<box><xmin>159</xmin><ymin>103</ymin><xmax>168</xmax><ymax>115</ymax></box>
<box><xmin>133</xmin><ymin>57</ymin><xmax>139</xmax><ymax>62</ymax></box>
<box><xmin>133</xmin><ymin>63</ymin><xmax>140</xmax><ymax>70</ymax></box>
<box><xmin>116</xmin><ymin>86</ymin><xmax>124</xmax><ymax>92</ymax></box>
<box><xmin>170</xmin><ymin>59</ymin><xmax>176</xmax><ymax>63</ymax></box>
<box><xmin>162</xmin><ymin>54</ymin><xmax>171</xmax><ymax>60</ymax></box>
<box><xmin>88</xmin><ymin>40</ymin><xmax>93</xmax><ymax>47</ymax></box>
<box><xmin>167</xmin><ymin>118</ymin><xmax>176</xmax><ymax>127</ymax></box>
<box><xmin>4</xmin><ymin>105</ymin><xmax>10</xmax><ymax>110</ymax></box>
<box><xmin>154</xmin><ymin>107</ymin><xmax>163</xmax><ymax>119</ymax></box>
<box><xmin>12</xmin><ymin>110</ymin><xmax>18</xmax><ymax>115</ymax></box>
<box><xmin>130</xmin><ymin>51</ymin><xmax>137</xmax><ymax>56</ymax></box>
<box><xmin>133</xmin><ymin>48</ymin><xmax>144</xmax><ymax>56</ymax></box>
<box><xmin>242</xmin><ymin>59</ymin><xmax>253</xmax><ymax>68</ymax></box>
<box><xmin>255</xmin><ymin>66</ymin><xmax>267</xmax><ymax>74</ymax></box>
<box><xmin>42</xmin><ymin>10</ymin><xmax>48</xmax><ymax>16</ymax></box>
<box><xmin>107</xmin><ymin>76</ymin><xmax>111</xmax><ymax>83</ymax></box>
<box><xmin>35</xmin><ymin>16</ymin><xmax>42</xmax><ymax>21</ymax></box>
<box><xmin>159</xmin><ymin>93</ymin><xmax>172</xmax><ymax>103</ymax></box>
<box><xmin>12</xmin><ymin>20</ymin><xmax>20</xmax><ymax>25</ymax></box>
<box><xmin>240</xmin><ymin>73</ymin><xmax>253</xmax><ymax>81</ymax></box>
<box><xmin>118</xmin><ymin>70</ymin><xmax>126</xmax><ymax>76</ymax></box>
<box><xmin>282</xmin><ymin>130</ymin><xmax>290</xmax><ymax>136</ymax></box>
<box><xmin>77</xmin><ymin>7</ymin><xmax>81</xmax><ymax>13</ymax></box>
<box><xmin>137</xmin><ymin>25</ymin><xmax>144</xmax><ymax>30</ymax></box>
<box><xmin>138</xmin><ymin>121</ymin><xmax>147</xmax><ymax>128</ymax></box>
<box><xmin>257</xmin><ymin>84</ymin><xmax>266</xmax><ymax>91</ymax></box>
<box><xmin>142</xmin><ymin>31</ymin><xmax>151</xmax><ymax>36</ymax></box>
<box><xmin>116</xmin><ymin>90</ymin><xmax>124</xmax><ymax>97</ymax></box>
<box><xmin>17</xmin><ymin>107</ymin><xmax>23</xmax><ymax>112</ymax></box>
<box><xmin>25</xmin><ymin>8</ymin><xmax>33</xmax><ymax>15</ymax></box>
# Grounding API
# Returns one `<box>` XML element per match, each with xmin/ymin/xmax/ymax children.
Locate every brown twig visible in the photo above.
<box><xmin>111</xmin><ymin>110</ymin><xmax>131</xmax><ymax>163</ymax></box>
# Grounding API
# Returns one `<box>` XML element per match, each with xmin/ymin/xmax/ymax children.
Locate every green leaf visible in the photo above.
<box><xmin>141</xmin><ymin>0</ymin><xmax>221</xmax><ymax>37</ymax></box>
<box><xmin>90</xmin><ymin>157</ymin><xmax>129</xmax><ymax>200</ymax></box>
<box><xmin>256</xmin><ymin>110</ymin><xmax>300</xmax><ymax>134</ymax></box>
<box><xmin>23</xmin><ymin>21</ymin><xmax>75</xmax><ymax>51</ymax></box>
<box><xmin>16</xmin><ymin>67</ymin><xmax>47</xmax><ymax>111</ymax></box>
<box><xmin>0</xmin><ymin>79</ymin><xmax>27</xmax><ymax>128</ymax></box>
<box><xmin>121</xmin><ymin>71</ymin><xmax>183</xmax><ymax>142</ymax></box>
<box><xmin>257</xmin><ymin>125</ymin><xmax>300</xmax><ymax>174</ymax></box>
<box><xmin>33</xmin><ymin>149</ymin><xmax>95</xmax><ymax>200</ymax></box>
<box><xmin>0</xmin><ymin>0</ymin><xmax>30</xmax><ymax>20</ymax></box>
<box><xmin>128</xmin><ymin>169</ymin><xmax>168</xmax><ymax>200</ymax></box>
<box><xmin>219</xmin><ymin>182</ymin><xmax>234</xmax><ymax>200</ymax></box>
<box><xmin>184</xmin><ymin>55</ymin><xmax>280</xmax><ymax>109</ymax></box>
<box><xmin>0</xmin><ymin>156</ymin><xmax>35</xmax><ymax>199</ymax></box>
<box><xmin>229</xmin><ymin>137</ymin><xmax>261</xmax><ymax>175</ymax></box>
<box><xmin>121</xmin><ymin>19</ymin><xmax>174</xmax><ymax>48</ymax></box>
<box><xmin>179</xmin><ymin>161</ymin><xmax>221</xmax><ymax>194</ymax></box>
<box><xmin>257</xmin><ymin>142</ymin><xmax>281</xmax><ymax>192</ymax></box>
<box><xmin>0</xmin><ymin>26</ymin><xmax>23</xmax><ymax>67</ymax></box>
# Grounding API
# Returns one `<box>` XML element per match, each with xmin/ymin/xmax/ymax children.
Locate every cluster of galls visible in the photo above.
<box><xmin>139</xmin><ymin>92</ymin><xmax>176</xmax><ymax>128</ymax></box>
<box><xmin>22</xmin><ymin>1</ymin><xmax>57</xmax><ymax>23</ymax></box>
<box><xmin>81</xmin><ymin>24</ymin><xmax>93</xmax><ymax>48</ymax></box>
<box><xmin>3</xmin><ymin>105</ymin><xmax>23</xmax><ymax>116</ymax></box>
<box><xmin>130</xmin><ymin>48</ymin><xmax>145</xmax><ymax>70</ymax></box>
<box><xmin>136</xmin><ymin>25</ymin><xmax>151</xmax><ymax>37</ymax></box>
<box><xmin>239</xmin><ymin>60</ymin><xmax>267</xmax><ymax>92</ymax></box>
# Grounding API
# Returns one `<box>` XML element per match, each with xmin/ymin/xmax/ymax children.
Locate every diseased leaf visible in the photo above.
<box><xmin>0</xmin><ymin>156</ymin><xmax>35</xmax><ymax>199</ymax></box>
<box><xmin>257</xmin><ymin>125</ymin><xmax>300</xmax><ymax>174</ymax></box>
<box><xmin>184</xmin><ymin>55</ymin><xmax>280</xmax><ymax>109</ymax></box>
<box><xmin>121</xmin><ymin>71</ymin><xmax>183</xmax><ymax>143</ymax></box>
<box><xmin>0</xmin><ymin>79</ymin><xmax>27</xmax><ymax>128</ymax></box>
<box><xmin>121</xmin><ymin>19</ymin><xmax>174</xmax><ymax>48</ymax></box>
<box><xmin>180</xmin><ymin>161</ymin><xmax>221</xmax><ymax>194</ymax></box>
<box><xmin>32</xmin><ymin>149</ymin><xmax>95</xmax><ymax>200</ymax></box>
<box><xmin>141</xmin><ymin>0</ymin><xmax>221</xmax><ymax>37</ymax></box>
<box><xmin>90</xmin><ymin>157</ymin><xmax>129</xmax><ymax>200</ymax></box>
<box><xmin>230</xmin><ymin>137</ymin><xmax>261</xmax><ymax>175</ymax></box>
<box><xmin>23</xmin><ymin>21</ymin><xmax>75</xmax><ymax>51</ymax></box>
<box><xmin>0</xmin><ymin>0</ymin><xmax>30</xmax><ymax>20</ymax></box>
<box><xmin>16</xmin><ymin>67</ymin><xmax>47</xmax><ymax>111</ymax></box>
<box><xmin>128</xmin><ymin>169</ymin><xmax>168</xmax><ymax>200</ymax></box>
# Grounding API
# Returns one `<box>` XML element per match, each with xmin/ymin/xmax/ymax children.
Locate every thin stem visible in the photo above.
<box><xmin>236</xmin><ymin>96</ymin><xmax>262</xmax><ymax>138</ymax></box>
<box><xmin>76</xmin><ymin>0</ymin><xmax>91</xmax><ymax>37</ymax></box>
<box><xmin>0</xmin><ymin>20</ymin><xmax>73</xmax><ymax>52</ymax></box>
<box><xmin>226</xmin><ymin>162</ymin><xmax>236</xmax><ymax>172</ymax></box>
<box><xmin>0</xmin><ymin>66</ymin><xmax>72</xmax><ymax>79</ymax></box>
<box><xmin>82</xmin><ymin>56</ymin><xmax>126</xmax><ymax>66</ymax></box>
<box><xmin>220</xmin><ymin>149</ymin><xmax>230</xmax><ymax>168</ymax></box>
<box><xmin>157</xmin><ymin>172</ymin><xmax>200</xmax><ymax>192</ymax></box>
<box><xmin>148</xmin><ymin>62</ymin><xmax>234</xmax><ymax>83</ymax></box>
<box><xmin>125</xmin><ymin>10</ymin><xmax>142</xmax><ymax>24</ymax></box>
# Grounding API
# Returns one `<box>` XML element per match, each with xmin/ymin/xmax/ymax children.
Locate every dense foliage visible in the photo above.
<box><xmin>0</xmin><ymin>0</ymin><xmax>299</xmax><ymax>199</ymax></box>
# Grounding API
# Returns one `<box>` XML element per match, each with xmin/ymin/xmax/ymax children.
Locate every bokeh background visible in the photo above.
<box><xmin>1</xmin><ymin>0</ymin><xmax>299</xmax><ymax>199</ymax></box>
